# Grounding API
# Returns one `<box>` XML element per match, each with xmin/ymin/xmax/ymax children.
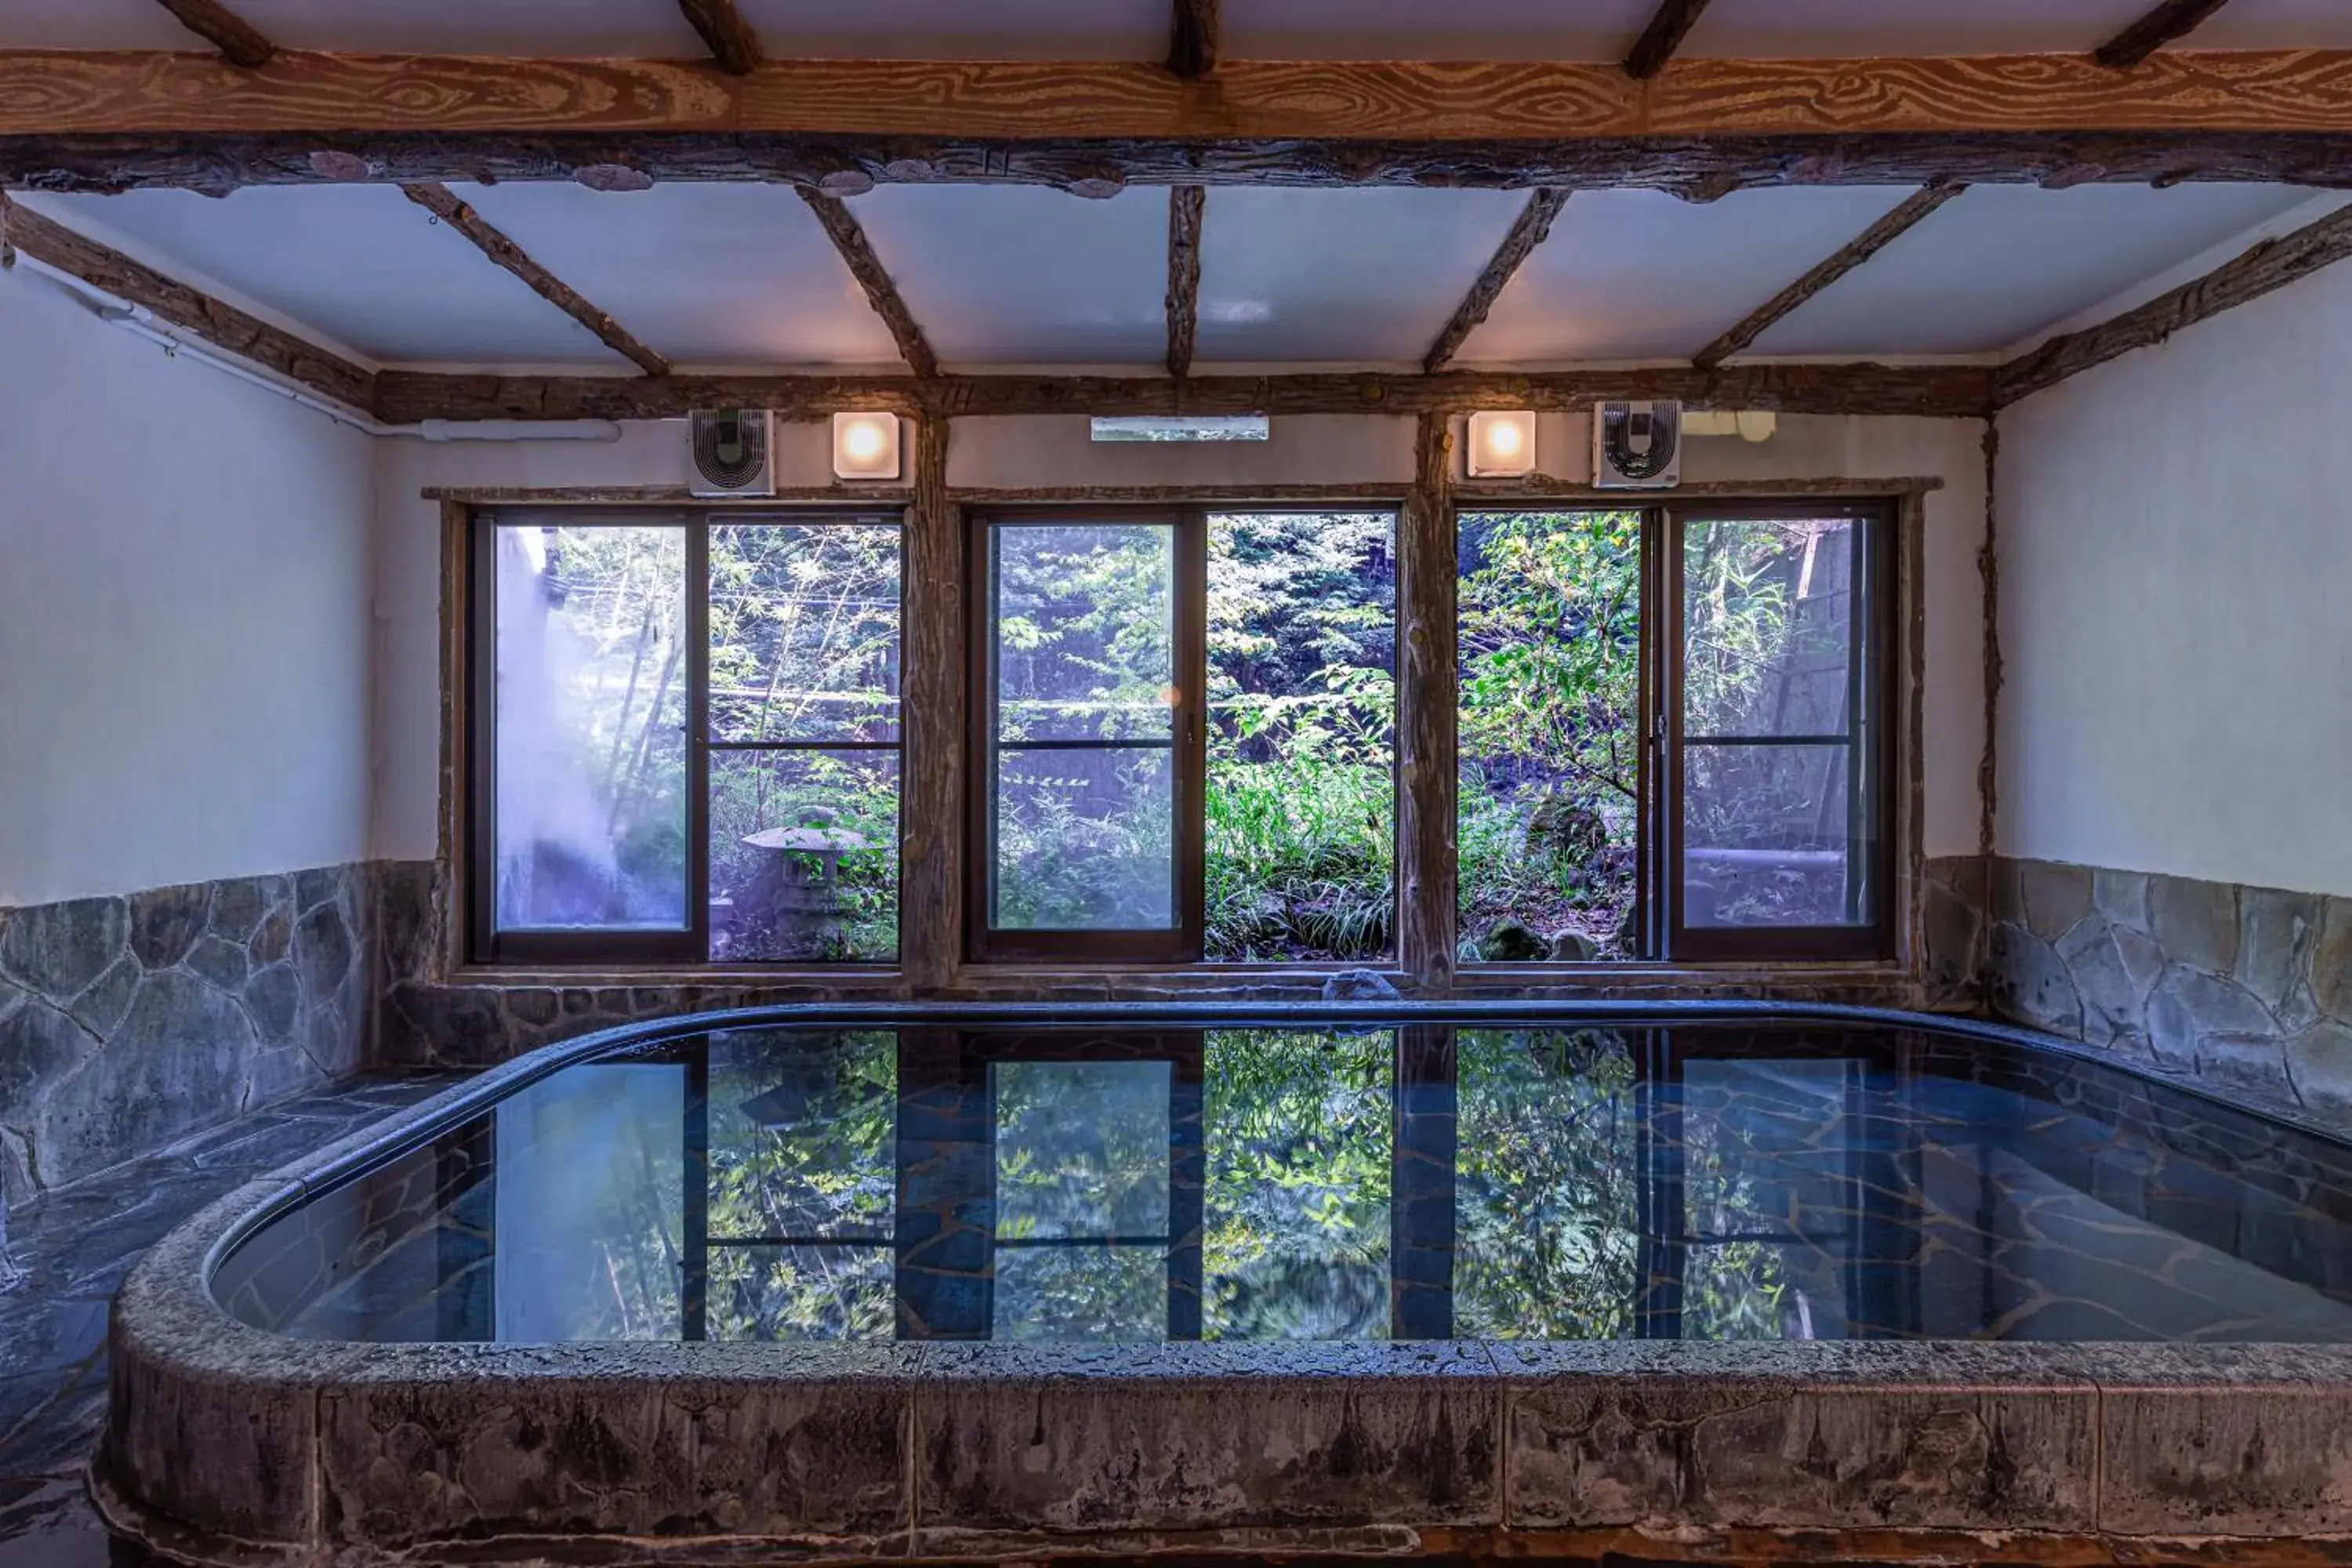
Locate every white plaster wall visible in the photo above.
<box><xmin>1996</xmin><ymin>261</ymin><xmax>2352</xmax><ymax>897</ymax></box>
<box><xmin>370</xmin><ymin>411</ymin><xmax>1984</xmax><ymax>863</ymax></box>
<box><xmin>0</xmin><ymin>267</ymin><xmax>375</xmax><ymax>906</ymax></box>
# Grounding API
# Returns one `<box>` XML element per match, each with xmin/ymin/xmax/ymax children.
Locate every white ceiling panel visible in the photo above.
<box><xmin>846</xmin><ymin>186</ymin><xmax>1169</xmax><ymax>368</ymax></box>
<box><xmin>0</xmin><ymin>0</ymin><xmax>202</xmax><ymax>50</ymax></box>
<box><xmin>1196</xmin><ymin>188</ymin><xmax>1530</xmax><ymax>364</ymax></box>
<box><xmin>736</xmin><ymin>0</ymin><xmax>1168</xmax><ymax>59</ymax></box>
<box><xmin>1751</xmin><ymin>184</ymin><xmax>2318</xmax><ymax>358</ymax></box>
<box><xmin>1224</xmin><ymin>0</ymin><xmax>1650</xmax><ymax>60</ymax></box>
<box><xmin>453</xmin><ymin>183</ymin><xmax>902</xmax><ymax>367</ymax></box>
<box><xmin>27</xmin><ymin>187</ymin><xmax>633</xmax><ymax>366</ymax></box>
<box><xmin>1456</xmin><ymin>187</ymin><xmax>1922</xmax><ymax>365</ymax></box>
<box><xmin>1682</xmin><ymin>0</ymin><xmax>2149</xmax><ymax>58</ymax></box>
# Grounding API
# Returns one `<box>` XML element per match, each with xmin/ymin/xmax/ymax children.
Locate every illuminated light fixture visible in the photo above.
<box><xmin>832</xmin><ymin>412</ymin><xmax>902</xmax><ymax>480</ymax></box>
<box><xmin>1466</xmin><ymin>409</ymin><xmax>1537</xmax><ymax>477</ymax></box>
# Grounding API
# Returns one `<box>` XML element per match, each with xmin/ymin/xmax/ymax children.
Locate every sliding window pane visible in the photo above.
<box><xmin>994</xmin><ymin>750</ymin><xmax>1174</xmax><ymax>930</ymax></box>
<box><xmin>1457</xmin><ymin>510</ymin><xmax>1642</xmax><ymax>961</ymax></box>
<box><xmin>493</xmin><ymin>524</ymin><xmax>687</xmax><ymax>932</ymax></box>
<box><xmin>708</xmin><ymin>523</ymin><xmax>901</xmax><ymax>743</ymax></box>
<box><xmin>996</xmin><ymin>524</ymin><xmax>1175</xmax><ymax>742</ymax></box>
<box><xmin>1682</xmin><ymin>517</ymin><xmax>1855</xmax><ymax>740</ymax></box>
<box><xmin>1206</xmin><ymin>512</ymin><xmax>1396</xmax><ymax>963</ymax></box>
<box><xmin>1682</xmin><ymin>742</ymin><xmax>1856</xmax><ymax>927</ymax></box>
<box><xmin>709</xmin><ymin>751</ymin><xmax>899</xmax><ymax>961</ymax></box>
<box><xmin>710</xmin><ymin>1245</ymin><xmax>894</xmax><ymax>1341</ymax></box>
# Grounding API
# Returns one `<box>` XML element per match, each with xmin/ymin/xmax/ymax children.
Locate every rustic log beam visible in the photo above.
<box><xmin>1692</xmin><ymin>182</ymin><xmax>1967</xmax><ymax>369</ymax></box>
<box><xmin>1994</xmin><ymin>199</ymin><xmax>2352</xmax><ymax>405</ymax></box>
<box><xmin>9</xmin><ymin>51</ymin><xmax>2352</xmax><ymax>147</ymax></box>
<box><xmin>12</xmin><ymin>130</ymin><xmax>2352</xmax><ymax>199</ymax></box>
<box><xmin>2096</xmin><ymin>0</ymin><xmax>2236</xmax><ymax>70</ymax></box>
<box><xmin>1624</xmin><ymin>0</ymin><xmax>1715</xmax><ymax>81</ymax></box>
<box><xmin>0</xmin><ymin>191</ymin><xmax>376</xmax><ymax>412</ymax></box>
<box><xmin>1167</xmin><ymin>0</ymin><xmax>1220</xmax><ymax>80</ymax></box>
<box><xmin>1422</xmin><ymin>187</ymin><xmax>1567</xmax><ymax>373</ymax></box>
<box><xmin>399</xmin><ymin>182</ymin><xmax>671</xmax><ymax>376</ymax></box>
<box><xmin>794</xmin><ymin>187</ymin><xmax>938</xmax><ymax>378</ymax></box>
<box><xmin>899</xmin><ymin>416</ymin><xmax>960</xmax><ymax>993</ymax></box>
<box><xmin>372</xmin><ymin>363</ymin><xmax>1996</xmax><ymax>425</ymax></box>
<box><xmin>151</xmin><ymin>0</ymin><xmax>275</xmax><ymax>69</ymax></box>
<box><xmin>1397</xmin><ymin>412</ymin><xmax>1458</xmax><ymax>992</ymax></box>
<box><xmin>1165</xmin><ymin>184</ymin><xmax>1205</xmax><ymax>379</ymax></box>
<box><xmin>675</xmin><ymin>0</ymin><xmax>761</xmax><ymax>75</ymax></box>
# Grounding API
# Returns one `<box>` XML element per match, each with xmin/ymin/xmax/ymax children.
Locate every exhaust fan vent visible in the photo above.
<box><xmin>688</xmin><ymin>409</ymin><xmax>775</xmax><ymax>497</ymax></box>
<box><xmin>1592</xmin><ymin>401</ymin><xmax>1682</xmax><ymax>489</ymax></box>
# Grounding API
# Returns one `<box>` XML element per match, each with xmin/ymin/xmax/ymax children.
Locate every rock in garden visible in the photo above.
<box><xmin>1550</xmin><ymin>929</ymin><xmax>1599</xmax><ymax>961</ymax></box>
<box><xmin>1479</xmin><ymin>920</ymin><xmax>1550</xmax><ymax>962</ymax></box>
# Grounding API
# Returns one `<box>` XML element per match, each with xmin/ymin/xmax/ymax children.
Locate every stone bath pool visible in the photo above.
<box><xmin>96</xmin><ymin>1005</ymin><xmax>2352</xmax><ymax>1566</ymax></box>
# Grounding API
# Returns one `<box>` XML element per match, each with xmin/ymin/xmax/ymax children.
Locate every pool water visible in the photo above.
<box><xmin>212</xmin><ymin>1020</ymin><xmax>2352</xmax><ymax>1345</ymax></box>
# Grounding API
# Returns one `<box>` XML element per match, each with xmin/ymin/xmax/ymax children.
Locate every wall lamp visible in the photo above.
<box><xmin>1466</xmin><ymin>409</ymin><xmax>1537</xmax><ymax>477</ymax></box>
<box><xmin>833</xmin><ymin>412</ymin><xmax>903</xmax><ymax>481</ymax></box>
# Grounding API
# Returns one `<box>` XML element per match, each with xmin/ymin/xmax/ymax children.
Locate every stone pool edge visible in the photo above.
<box><xmin>95</xmin><ymin>1003</ymin><xmax>2352</xmax><ymax>1566</ymax></box>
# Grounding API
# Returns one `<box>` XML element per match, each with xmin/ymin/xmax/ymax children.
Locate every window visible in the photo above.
<box><xmin>469</xmin><ymin>510</ymin><xmax>902</xmax><ymax>966</ymax></box>
<box><xmin>1661</xmin><ymin>503</ymin><xmax>1893</xmax><ymax>961</ymax></box>
<box><xmin>1457</xmin><ymin>499</ymin><xmax>1896</xmax><ymax>966</ymax></box>
<box><xmin>968</xmin><ymin>510</ymin><xmax>1206</xmax><ymax>963</ymax></box>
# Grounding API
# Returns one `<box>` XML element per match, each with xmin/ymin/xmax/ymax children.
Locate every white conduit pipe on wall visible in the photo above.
<box><xmin>10</xmin><ymin>252</ymin><xmax>622</xmax><ymax>443</ymax></box>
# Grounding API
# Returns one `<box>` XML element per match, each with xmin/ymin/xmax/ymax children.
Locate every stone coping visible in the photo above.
<box><xmin>95</xmin><ymin>1002</ymin><xmax>2352</xmax><ymax>1566</ymax></box>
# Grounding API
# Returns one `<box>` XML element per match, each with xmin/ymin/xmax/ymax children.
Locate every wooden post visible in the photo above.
<box><xmin>899</xmin><ymin>416</ymin><xmax>962</xmax><ymax>992</ymax></box>
<box><xmin>1397</xmin><ymin>412</ymin><xmax>1458</xmax><ymax>992</ymax></box>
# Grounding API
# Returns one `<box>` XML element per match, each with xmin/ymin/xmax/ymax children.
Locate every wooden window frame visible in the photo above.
<box><xmin>1656</xmin><ymin>498</ymin><xmax>1898</xmax><ymax>964</ymax></box>
<box><xmin>964</xmin><ymin>506</ymin><xmax>1208</xmax><ymax>965</ymax></box>
<box><xmin>464</xmin><ymin>506</ymin><xmax>906</xmax><ymax>968</ymax></box>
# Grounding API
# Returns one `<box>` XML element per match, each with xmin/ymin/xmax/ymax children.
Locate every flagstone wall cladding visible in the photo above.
<box><xmin>0</xmin><ymin>864</ymin><xmax>372</xmax><ymax>1203</ymax></box>
<box><xmin>1983</xmin><ymin>856</ymin><xmax>2352</xmax><ymax>1132</ymax></box>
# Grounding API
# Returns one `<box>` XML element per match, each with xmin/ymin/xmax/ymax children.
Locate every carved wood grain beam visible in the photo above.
<box><xmin>1422</xmin><ymin>187</ymin><xmax>1566</xmax><ymax>373</ymax></box>
<box><xmin>1168</xmin><ymin>0</ymin><xmax>1220</xmax><ymax>80</ymax></box>
<box><xmin>2096</xmin><ymin>0</ymin><xmax>2237</xmax><ymax>70</ymax></box>
<box><xmin>10</xmin><ymin>51</ymin><xmax>2352</xmax><ymax>146</ymax></box>
<box><xmin>152</xmin><ymin>0</ymin><xmax>275</xmax><ymax>68</ymax></box>
<box><xmin>900</xmin><ymin>415</ymin><xmax>959</xmax><ymax>993</ymax></box>
<box><xmin>1994</xmin><ymin>198</ymin><xmax>2352</xmax><ymax>405</ymax></box>
<box><xmin>675</xmin><ymin>0</ymin><xmax>762</xmax><ymax>75</ymax></box>
<box><xmin>0</xmin><ymin>191</ymin><xmax>375</xmax><ymax>412</ymax></box>
<box><xmin>1693</xmin><ymin>182</ymin><xmax>1967</xmax><ymax>369</ymax></box>
<box><xmin>1165</xmin><ymin>184</ymin><xmax>1204</xmax><ymax>379</ymax></box>
<box><xmin>1624</xmin><ymin>0</ymin><xmax>1715</xmax><ymax>81</ymax></box>
<box><xmin>372</xmin><ymin>362</ymin><xmax>1994</xmax><ymax>425</ymax></box>
<box><xmin>399</xmin><ymin>182</ymin><xmax>671</xmax><ymax>376</ymax></box>
<box><xmin>794</xmin><ymin>187</ymin><xmax>938</xmax><ymax>378</ymax></box>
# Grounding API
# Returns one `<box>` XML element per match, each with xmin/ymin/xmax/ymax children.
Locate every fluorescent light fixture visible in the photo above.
<box><xmin>832</xmin><ymin>412</ymin><xmax>902</xmax><ymax>480</ymax></box>
<box><xmin>1091</xmin><ymin>416</ymin><xmax>1271</xmax><ymax>443</ymax></box>
<box><xmin>1466</xmin><ymin>409</ymin><xmax>1537</xmax><ymax>477</ymax></box>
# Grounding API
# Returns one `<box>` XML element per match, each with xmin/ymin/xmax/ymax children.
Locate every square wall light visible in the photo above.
<box><xmin>833</xmin><ymin>412</ymin><xmax>902</xmax><ymax>481</ymax></box>
<box><xmin>1466</xmin><ymin>409</ymin><xmax>1536</xmax><ymax>477</ymax></box>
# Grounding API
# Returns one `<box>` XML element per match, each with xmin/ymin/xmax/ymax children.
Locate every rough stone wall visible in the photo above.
<box><xmin>1982</xmin><ymin>856</ymin><xmax>2352</xmax><ymax>1132</ymax></box>
<box><xmin>1920</xmin><ymin>854</ymin><xmax>1987</xmax><ymax>1013</ymax></box>
<box><xmin>0</xmin><ymin>863</ymin><xmax>373</xmax><ymax>1202</ymax></box>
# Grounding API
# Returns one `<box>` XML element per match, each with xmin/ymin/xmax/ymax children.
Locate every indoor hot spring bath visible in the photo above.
<box><xmin>93</xmin><ymin>1004</ymin><xmax>2352</xmax><ymax>1566</ymax></box>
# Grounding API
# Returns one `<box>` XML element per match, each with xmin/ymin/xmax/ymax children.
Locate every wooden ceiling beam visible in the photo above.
<box><xmin>1165</xmin><ymin>184</ymin><xmax>1204</xmax><ymax>379</ymax></box>
<box><xmin>1422</xmin><ymin>187</ymin><xmax>1567</xmax><ymax>374</ymax></box>
<box><xmin>794</xmin><ymin>186</ymin><xmax>938</xmax><ymax>378</ymax></box>
<box><xmin>1693</xmin><ymin>182</ymin><xmax>1967</xmax><ymax>369</ymax></box>
<box><xmin>372</xmin><ymin>363</ymin><xmax>1995</xmax><ymax>425</ymax></box>
<box><xmin>2095</xmin><ymin>0</ymin><xmax>2237</xmax><ymax>70</ymax></box>
<box><xmin>9</xmin><ymin>50</ymin><xmax>2352</xmax><ymax>147</ymax></box>
<box><xmin>674</xmin><ymin>0</ymin><xmax>761</xmax><ymax>76</ymax></box>
<box><xmin>151</xmin><ymin>0</ymin><xmax>275</xmax><ymax>69</ymax></box>
<box><xmin>400</xmin><ymin>182</ymin><xmax>671</xmax><ymax>376</ymax></box>
<box><xmin>1168</xmin><ymin>0</ymin><xmax>1220</xmax><ymax>79</ymax></box>
<box><xmin>1994</xmin><ymin>199</ymin><xmax>2352</xmax><ymax>405</ymax></box>
<box><xmin>1624</xmin><ymin>0</ymin><xmax>1716</xmax><ymax>81</ymax></box>
<box><xmin>0</xmin><ymin>192</ymin><xmax>375</xmax><ymax>412</ymax></box>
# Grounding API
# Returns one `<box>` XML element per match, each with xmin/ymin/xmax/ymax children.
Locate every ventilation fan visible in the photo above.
<box><xmin>688</xmin><ymin>409</ymin><xmax>775</xmax><ymax>497</ymax></box>
<box><xmin>1592</xmin><ymin>401</ymin><xmax>1682</xmax><ymax>489</ymax></box>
